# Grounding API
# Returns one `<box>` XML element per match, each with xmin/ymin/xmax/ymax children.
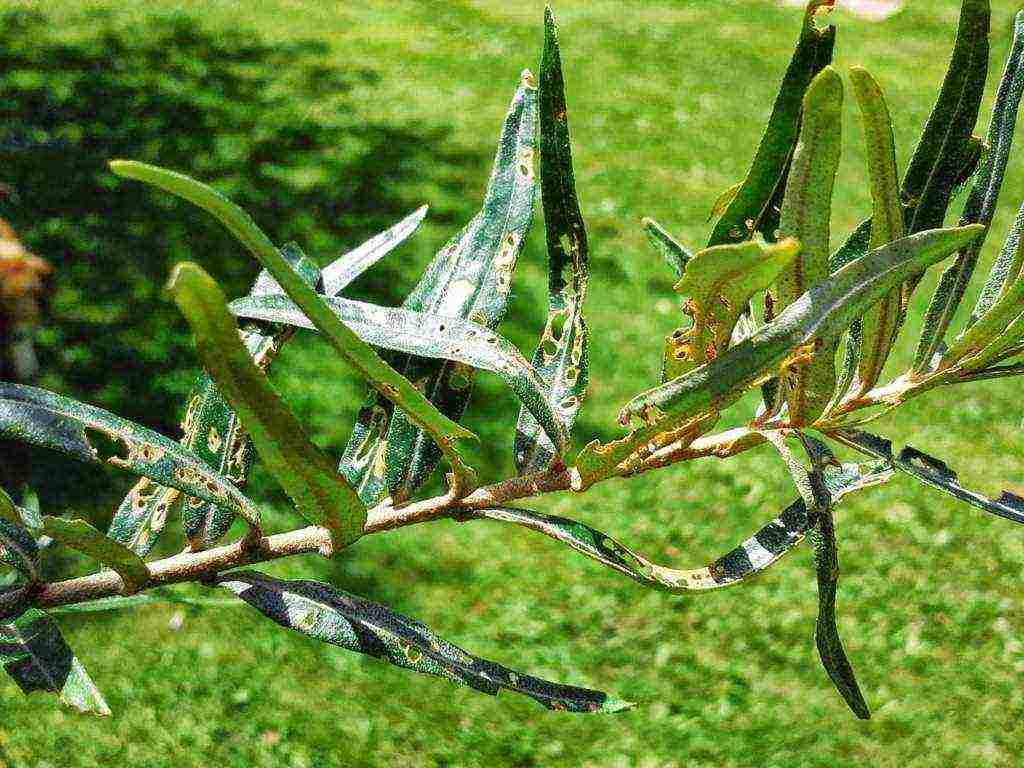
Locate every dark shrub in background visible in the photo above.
<box><xmin>0</xmin><ymin>10</ymin><xmax>475</xmax><ymax>508</ymax></box>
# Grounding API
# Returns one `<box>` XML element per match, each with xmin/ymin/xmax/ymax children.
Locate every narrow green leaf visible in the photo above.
<box><xmin>464</xmin><ymin>459</ymin><xmax>890</xmax><ymax>593</ymax></box>
<box><xmin>830</xmin><ymin>219</ymin><xmax>874</xmax><ymax>273</ymax></box>
<box><xmin>849</xmin><ymin>67</ymin><xmax>905</xmax><ymax>396</ymax></box>
<box><xmin>617</xmin><ymin>226</ymin><xmax>984</xmax><ymax>430</ymax></box>
<box><xmin>643</xmin><ymin>217</ymin><xmax>691</xmax><ymax>280</ymax></box>
<box><xmin>958</xmin><ymin>310</ymin><xmax>1024</xmax><ymax>372</ymax></box>
<box><xmin>834</xmin><ymin>429</ymin><xmax>1024</xmax><ymax>525</ymax></box>
<box><xmin>773</xmin><ymin>66</ymin><xmax>844</xmax><ymax>424</ymax></box>
<box><xmin>49</xmin><ymin>588</ymin><xmax>240</xmax><ymax>615</ymax></box>
<box><xmin>515</xmin><ymin>7</ymin><xmax>589</xmax><ymax>474</ymax></box>
<box><xmin>0</xmin><ymin>383</ymin><xmax>261</xmax><ymax>528</ymax></box>
<box><xmin>903</xmin><ymin>0</ymin><xmax>990</xmax><ymax>234</ymax></box>
<box><xmin>229</xmin><ymin>295</ymin><xmax>566</xmax><ymax>452</ymax></box>
<box><xmin>109</xmin><ymin>161</ymin><xmax>476</xmax><ymax>491</ymax></box>
<box><xmin>42</xmin><ymin>517</ymin><xmax>148</xmax><ymax>594</ymax></box>
<box><xmin>830</xmin><ymin>220</ymin><xmax>874</xmax><ymax>404</ymax></box>
<box><xmin>762</xmin><ymin>431</ymin><xmax>869</xmax><ymax>719</ymax></box>
<box><xmin>914</xmin><ymin>8</ymin><xmax>1021</xmax><ymax>373</ymax></box>
<box><xmin>340</xmin><ymin>72</ymin><xmax>537</xmax><ymax>504</ymax></box>
<box><xmin>707</xmin><ymin>180</ymin><xmax>742</xmax><ymax>224</ymax></box>
<box><xmin>944</xmin><ymin>275</ymin><xmax>1024</xmax><ymax>365</ymax></box>
<box><xmin>810</xmin><ymin>504</ymin><xmax>870</xmax><ymax>719</ymax></box>
<box><xmin>168</xmin><ymin>262</ymin><xmax>365</xmax><ymax>550</ymax></box>
<box><xmin>706</xmin><ymin>0</ymin><xmax>836</xmax><ymax>247</ymax></box>
<box><xmin>180</xmin><ymin>243</ymin><xmax>321</xmax><ymax>550</ymax></box>
<box><xmin>218</xmin><ymin>569</ymin><xmax>632</xmax><ymax>713</ymax></box>
<box><xmin>970</xmin><ymin>199</ymin><xmax>1024</xmax><ymax>324</ymax></box>
<box><xmin>0</xmin><ymin>609</ymin><xmax>110</xmax><ymax>716</ymax></box>
<box><xmin>321</xmin><ymin>206</ymin><xmax>428</xmax><ymax>296</ymax></box>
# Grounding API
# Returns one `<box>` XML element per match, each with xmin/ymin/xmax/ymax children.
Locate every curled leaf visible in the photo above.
<box><xmin>903</xmin><ymin>0</ymin><xmax>990</xmax><ymax>235</ymax></box>
<box><xmin>970</xmin><ymin>199</ymin><xmax>1024</xmax><ymax>325</ymax></box>
<box><xmin>218</xmin><ymin>570</ymin><xmax>632</xmax><ymax>713</ymax></box>
<box><xmin>834</xmin><ymin>429</ymin><xmax>1024</xmax><ymax>525</ymax></box>
<box><xmin>674</xmin><ymin>236</ymin><xmax>799</xmax><ymax>363</ymax></box>
<box><xmin>466</xmin><ymin>456</ymin><xmax>890</xmax><ymax>594</ymax></box>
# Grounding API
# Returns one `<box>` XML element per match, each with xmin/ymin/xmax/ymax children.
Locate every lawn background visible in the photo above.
<box><xmin>1</xmin><ymin>1</ymin><xmax>1024</xmax><ymax>766</ymax></box>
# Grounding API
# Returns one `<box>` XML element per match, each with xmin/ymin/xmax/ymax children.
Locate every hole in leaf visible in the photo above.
<box><xmin>85</xmin><ymin>427</ymin><xmax>129</xmax><ymax>463</ymax></box>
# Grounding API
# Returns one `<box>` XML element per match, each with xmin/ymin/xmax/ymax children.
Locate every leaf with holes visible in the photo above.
<box><xmin>339</xmin><ymin>72</ymin><xmax>537</xmax><ymax>504</ymax></box>
<box><xmin>644</xmin><ymin>218</ymin><xmax>696</xmax><ymax>381</ymax></box>
<box><xmin>0</xmin><ymin>383</ymin><xmax>262</xmax><ymax>530</ymax></box>
<box><xmin>217</xmin><ymin>570</ymin><xmax>632</xmax><ymax>713</ymax></box>
<box><xmin>674</xmin><ymin>236</ymin><xmax>799</xmax><ymax>365</ymax></box>
<box><xmin>108</xmin><ymin>243</ymin><xmax>322</xmax><ymax>555</ymax></box>
<box><xmin>515</xmin><ymin>8</ymin><xmax>589</xmax><ymax>474</ymax></box>
<box><xmin>834</xmin><ymin>429</ymin><xmax>1024</xmax><ymax>525</ymax></box>
<box><xmin>615</xmin><ymin>226</ymin><xmax>984</xmax><ymax>430</ymax></box>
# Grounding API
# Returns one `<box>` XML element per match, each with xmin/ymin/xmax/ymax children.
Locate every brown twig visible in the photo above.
<box><xmin>6</xmin><ymin>341</ymin><xmax>1020</xmax><ymax>618</ymax></box>
<box><xmin>0</xmin><ymin>465</ymin><xmax>574</xmax><ymax>615</ymax></box>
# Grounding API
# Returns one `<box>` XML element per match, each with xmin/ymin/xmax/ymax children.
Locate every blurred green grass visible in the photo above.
<box><xmin>2</xmin><ymin>1</ymin><xmax>1024</xmax><ymax>766</ymax></box>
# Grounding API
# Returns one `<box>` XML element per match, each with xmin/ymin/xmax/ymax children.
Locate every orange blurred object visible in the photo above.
<box><xmin>0</xmin><ymin>218</ymin><xmax>51</xmax><ymax>301</ymax></box>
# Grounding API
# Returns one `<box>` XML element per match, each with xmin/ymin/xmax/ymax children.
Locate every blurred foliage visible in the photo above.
<box><xmin>0</xmin><ymin>9</ymin><xmax>474</xmax><ymax>508</ymax></box>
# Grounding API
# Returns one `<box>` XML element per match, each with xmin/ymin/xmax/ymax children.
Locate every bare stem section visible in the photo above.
<box><xmin>0</xmin><ymin>465</ymin><xmax>578</xmax><ymax>615</ymax></box>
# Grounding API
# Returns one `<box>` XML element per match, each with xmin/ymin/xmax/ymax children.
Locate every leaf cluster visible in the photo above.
<box><xmin>2</xmin><ymin>1</ymin><xmax>1024</xmax><ymax>722</ymax></box>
